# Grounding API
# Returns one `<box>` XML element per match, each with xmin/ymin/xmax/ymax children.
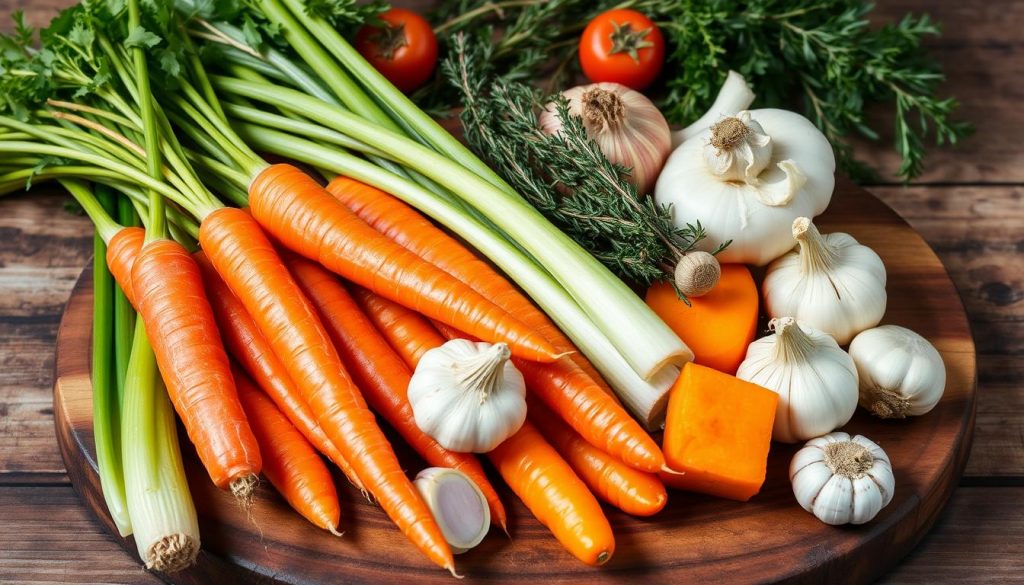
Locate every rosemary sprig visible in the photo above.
<box><xmin>445</xmin><ymin>34</ymin><xmax>709</xmax><ymax>290</ymax></box>
<box><xmin>429</xmin><ymin>0</ymin><xmax>971</xmax><ymax>181</ymax></box>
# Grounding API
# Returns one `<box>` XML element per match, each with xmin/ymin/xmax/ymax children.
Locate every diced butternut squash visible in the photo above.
<box><xmin>645</xmin><ymin>264</ymin><xmax>758</xmax><ymax>374</ymax></box>
<box><xmin>660</xmin><ymin>363</ymin><xmax>778</xmax><ymax>502</ymax></box>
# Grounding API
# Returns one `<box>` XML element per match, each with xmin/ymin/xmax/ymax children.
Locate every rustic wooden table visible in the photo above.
<box><xmin>1</xmin><ymin>0</ymin><xmax>1021</xmax><ymax>583</ymax></box>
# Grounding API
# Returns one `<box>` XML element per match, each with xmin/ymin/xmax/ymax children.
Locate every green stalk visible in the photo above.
<box><xmin>253</xmin><ymin>0</ymin><xmax>406</xmax><ymax>131</ymax></box>
<box><xmin>121</xmin><ymin>321</ymin><xmax>200</xmax><ymax>572</ymax></box>
<box><xmin>114</xmin><ymin>196</ymin><xmax>138</xmax><ymax>398</ymax></box>
<box><xmin>0</xmin><ymin>140</ymin><xmax>215</xmax><ymax>218</ymax></box>
<box><xmin>218</xmin><ymin>77</ymin><xmax>690</xmax><ymax>379</ymax></box>
<box><xmin>272</xmin><ymin>0</ymin><xmax>510</xmax><ymax>192</ymax></box>
<box><xmin>84</xmin><ymin>182</ymin><xmax>131</xmax><ymax>536</ymax></box>
<box><xmin>128</xmin><ymin>0</ymin><xmax>166</xmax><ymax>241</ymax></box>
<box><xmin>237</xmin><ymin>125</ymin><xmax>679</xmax><ymax>425</ymax></box>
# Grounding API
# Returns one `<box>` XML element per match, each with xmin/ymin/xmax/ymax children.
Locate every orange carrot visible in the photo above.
<box><xmin>234</xmin><ymin>366</ymin><xmax>341</xmax><ymax>533</ymax></box>
<box><xmin>488</xmin><ymin>422</ymin><xmax>615</xmax><ymax>566</ymax></box>
<box><xmin>105</xmin><ymin>226</ymin><xmax>145</xmax><ymax>305</ymax></box>
<box><xmin>529</xmin><ymin>398</ymin><xmax>667</xmax><ymax>517</ymax></box>
<box><xmin>197</xmin><ymin>206</ymin><xmax>453</xmax><ymax>573</ymax></box>
<box><xmin>128</xmin><ymin>237</ymin><xmax>261</xmax><ymax>493</ymax></box>
<box><xmin>193</xmin><ymin>250</ymin><xmax>365</xmax><ymax>492</ymax></box>
<box><xmin>286</xmin><ymin>255</ymin><xmax>507</xmax><ymax>530</ymax></box>
<box><xmin>248</xmin><ymin>163</ymin><xmax>559</xmax><ymax>363</ymax></box>
<box><xmin>431</xmin><ymin>321</ymin><xmax>664</xmax><ymax>473</ymax></box>
<box><xmin>325</xmin><ymin>176</ymin><xmax>609</xmax><ymax>389</ymax></box>
<box><xmin>350</xmin><ymin>286</ymin><xmax>447</xmax><ymax>368</ymax></box>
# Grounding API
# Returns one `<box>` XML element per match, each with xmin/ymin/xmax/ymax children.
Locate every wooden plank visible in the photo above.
<box><xmin>0</xmin><ymin>486</ymin><xmax>161</xmax><ymax>585</ymax></box>
<box><xmin>0</xmin><ymin>193</ymin><xmax>93</xmax><ymax>478</ymax></box>
<box><xmin>879</xmin><ymin>487</ymin><xmax>1024</xmax><ymax>583</ymax></box>
<box><xmin>1</xmin><ymin>484</ymin><xmax>1019</xmax><ymax>584</ymax></box>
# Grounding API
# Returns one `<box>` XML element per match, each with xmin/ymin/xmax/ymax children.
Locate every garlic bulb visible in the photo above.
<box><xmin>414</xmin><ymin>467</ymin><xmax>491</xmax><ymax>554</ymax></box>
<box><xmin>789</xmin><ymin>432</ymin><xmax>895</xmax><ymax>525</ymax></box>
<box><xmin>408</xmin><ymin>339</ymin><xmax>527</xmax><ymax>453</ymax></box>
<box><xmin>763</xmin><ymin>217</ymin><xmax>887</xmax><ymax>345</ymax></box>
<box><xmin>674</xmin><ymin>251</ymin><xmax>720</xmax><ymax>297</ymax></box>
<box><xmin>540</xmin><ymin>82</ymin><xmax>671</xmax><ymax>194</ymax></box>
<box><xmin>736</xmin><ymin>318</ymin><xmax>858</xmax><ymax>443</ymax></box>
<box><xmin>655</xmin><ymin>108</ymin><xmax>835</xmax><ymax>265</ymax></box>
<box><xmin>848</xmin><ymin>325</ymin><xmax>946</xmax><ymax>418</ymax></box>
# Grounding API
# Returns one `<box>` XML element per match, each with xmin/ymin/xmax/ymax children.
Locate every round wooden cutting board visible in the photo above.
<box><xmin>53</xmin><ymin>179</ymin><xmax>977</xmax><ymax>584</ymax></box>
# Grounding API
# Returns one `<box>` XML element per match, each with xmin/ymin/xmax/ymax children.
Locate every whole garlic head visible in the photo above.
<box><xmin>848</xmin><ymin>325</ymin><xmax>946</xmax><ymax>418</ymax></box>
<box><xmin>790</xmin><ymin>432</ymin><xmax>895</xmax><ymax>525</ymax></box>
<box><xmin>408</xmin><ymin>339</ymin><xmax>527</xmax><ymax>453</ymax></box>
<box><xmin>655</xmin><ymin>108</ymin><xmax>835</xmax><ymax>266</ymax></box>
<box><xmin>763</xmin><ymin>217</ymin><xmax>887</xmax><ymax>345</ymax></box>
<box><xmin>737</xmin><ymin>318</ymin><xmax>859</xmax><ymax>443</ymax></box>
<box><xmin>540</xmin><ymin>82</ymin><xmax>672</xmax><ymax>194</ymax></box>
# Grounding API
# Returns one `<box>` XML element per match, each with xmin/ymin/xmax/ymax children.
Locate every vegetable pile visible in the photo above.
<box><xmin>0</xmin><ymin>0</ymin><xmax>953</xmax><ymax>576</ymax></box>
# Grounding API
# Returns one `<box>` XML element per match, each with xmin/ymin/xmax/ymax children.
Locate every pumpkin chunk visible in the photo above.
<box><xmin>660</xmin><ymin>363</ymin><xmax>778</xmax><ymax>501</ymax></box>
<box><xmin>646</xmin><ymin>264</ymin><xmax>758</xmax><ymax>375</ymax></box>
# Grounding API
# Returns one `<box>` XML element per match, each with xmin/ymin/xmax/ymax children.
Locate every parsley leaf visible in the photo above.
<box><xmin>124</xmin><ymin>25</ymin><xmax>161</xmax><ymax>49</ymax></box>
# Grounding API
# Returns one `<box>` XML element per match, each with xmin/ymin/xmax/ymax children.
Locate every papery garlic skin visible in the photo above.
<box><xmin>540</xmin><ymin>82</ymin><xmax>671</xmax><ymax>194</ymax></box>
<box><xmin>408</xmin><ymin>339</ymin><xmax>527</xmax><ymax>453</ymax></box>
<box><xmin>655</xmin><ymin>108</ymin><xmax>835</xmax><ymax>266</ymax></box>
<box><xmin>848</xmin><ymin>325</ymin><xmax>946</xmax><ymax>418</ymax></box>
<box><xmin>737</xmin><ymin>318</ymin><xmax>858</xmax><ymax>443</ymax></box>
<box><xmin>789</xmin><ymin>432</ymin><xmax>895</xmax><ymax>525</ymax></box>
<box><xmin>763</xmin><ymin>217</ymin><xmax>887</xmax><ymax>346</ymax></box>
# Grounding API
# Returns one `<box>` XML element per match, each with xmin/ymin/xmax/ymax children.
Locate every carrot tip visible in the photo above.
<box><xmin>327</xmin><ymin>525</ymin><xmax>344</xmax><ymax>538</ymax></box>
<box><xmin>230</xmin><ymin>474</ymin><xmax>260</xmax><ymax>508</ymax></box>
<box><xmin>660</xmin><ymin>464</ymin><xmax>685</xmax><ymax>476</ymax></box>
<box><xmin>447</xmin><ymin>565</ymin><xmax>463</xmax><ymax>579</ymax></box>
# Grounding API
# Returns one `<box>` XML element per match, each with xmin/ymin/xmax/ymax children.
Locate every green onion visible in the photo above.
<box><xmin>114</xmin><ymin>195</ymin><xmax>139</xmax><ymax>399</ymax></box>
<box><xmin>86</xmin><ymin>183</ymin><xmax>131</xmax><ymax>536</ymax></box>
<box><xmin>121</xmin><ymin>320</ymin><xmax>200</xmax><ymax>572</ymax></box>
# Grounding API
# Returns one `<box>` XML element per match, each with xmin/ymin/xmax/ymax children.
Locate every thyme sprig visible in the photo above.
<box><xmin>445</xmin><ymin>34</ymin><xmax>712</xmax><ymax>290</ymax></box>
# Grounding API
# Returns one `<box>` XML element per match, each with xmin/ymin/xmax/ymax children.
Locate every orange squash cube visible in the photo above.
<box><xmin>660</xmin><ymin>363</ymin><xmax>779</xmax><ymax>502</ymax></box>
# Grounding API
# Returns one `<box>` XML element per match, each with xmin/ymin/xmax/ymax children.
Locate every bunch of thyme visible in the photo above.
<box><xmin>428</xmin><ymin>0</ymin><xmax>970</xmax><ymax>181</ymax></box>
<box><xmin>445</xmin><ymin>34</ymin><xmax>713</xmax><ymax>290</ymax></box>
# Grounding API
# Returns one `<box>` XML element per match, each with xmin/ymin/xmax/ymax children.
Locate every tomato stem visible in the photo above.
<box><xmin>368</xmin><ymin>22</ymin><xmax>408</xmax><ymax>61</ymax></box>
<box><xmin>609</xmin><ymin>19</ymin><xmax>654</xmax><ymax>63</ymax></box>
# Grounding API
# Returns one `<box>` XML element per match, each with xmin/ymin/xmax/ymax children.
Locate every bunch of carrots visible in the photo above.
<box><xmin>0</xmin><ymin>0</ymin><xmax>686</xmax><ymax>574</ymax></box>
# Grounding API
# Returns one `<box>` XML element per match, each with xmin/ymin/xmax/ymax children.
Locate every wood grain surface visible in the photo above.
<box><xmin>0</xmin><ymin>0</ymin><xmax>1021</xmax><ymax>582</ymax></box>
<box><xmin>53</xmin><ymin>182</ymin><xmax>977</xmax><ymax>584</ymax></box>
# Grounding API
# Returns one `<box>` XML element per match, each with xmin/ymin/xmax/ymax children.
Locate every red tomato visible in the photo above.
<box><xmin>579</xmin><ymin>9</ymin><xmax>665</xmax><ymax>91</ymax></box>
<box><xmin>354</xmin><ymin>8</ymin><xmax>438</xmax><ymax>93</ymax></box>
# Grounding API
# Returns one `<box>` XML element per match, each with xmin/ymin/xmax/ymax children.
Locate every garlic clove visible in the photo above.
<box><xmin>754</xmin><ymin>160</ymin><xmax>807</xmax><ymax>207</ymax></box>
<box><xmin>850</xmin><ymin>475</ymin><xmax>884</xmax><ymax>525</ymax></box>
<box><xmin>812</xmin><ymin>474</ymin><xmax>855</xmax><ymax>526</ymax></box>
<box><xmin>703</xmin><ymin>112</ymin><xmax>774</xmax><ymax>183</ymax></box>
<box><xmin>414</xmin><ymin>467</ymin><xmax>491</xmax><ymax>554</ymax></box>
<box><xmin>791</xmin><ymin>461</ymin><xmax>832</xmax><ymax>512</ymax></box>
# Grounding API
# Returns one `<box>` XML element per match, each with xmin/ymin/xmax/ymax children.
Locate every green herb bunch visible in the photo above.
<box><xmin>445</xmin><ymin>34</ymin><xmax>712</xmax><ymax>290</ymax></box>
<box><xmin>429</xmin><ymin>0</ymin><xmax>970</xmax><ymax>181</ymax></box>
